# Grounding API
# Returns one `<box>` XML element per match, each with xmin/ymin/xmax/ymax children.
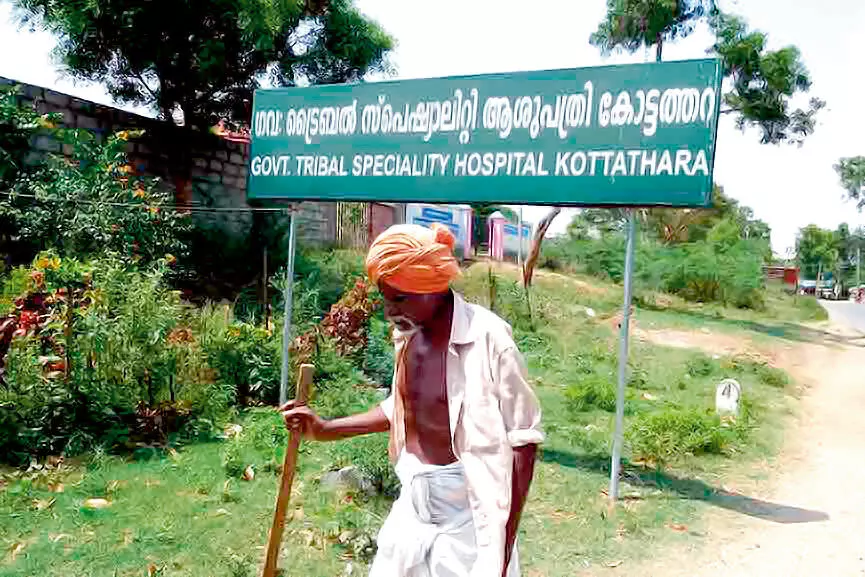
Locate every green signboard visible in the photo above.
<box><xmin>247</xmin><ymin>58</ymin><xmax>722</xmax><ymax>207</ymax></box>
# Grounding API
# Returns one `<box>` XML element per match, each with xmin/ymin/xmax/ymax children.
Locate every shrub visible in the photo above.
<box><xmin>0</xmin><ymin>254</ymin><xmax>237</xmax><ymax>462</ymax></box>
<box><xmin>754</xmin><ymin>364</ymin><xmax>789</xmax><ymax>388</ymax></box>
<box><xmin>627</xmin><ymin>406</ymin><xmax>743</xmax><ymax>466</ymax></box>
<box><xmin>312</xmin><ymin>341</ymin><xmax>377</xmax><ymax>418</ymax></box>
<box><xmin>195</xmin><ymin>306</ymin><xmax>281</xmax><ymax>405</ymax></box>
<box><xmin>3</xmin><ymin>123</ymin><xmax>189</xmax><ymax>267</ymax></box>
<box><xmin>686</xmin><ymin>354</ymin><xmax>718</xmax><ymax>377</ymax></box>
<box><xmin>364</xmin><ymin>310</ymin><xmax>394</xmax><ymax>386</ymax></box>
<box><xmin>565</xmin><ymin>374</ymin><xmax>617</xmax><ymax>413</ymax></box>
<box><xmin>0</xmin><ymin>337</ymin><xmax>77</xmax><ymax>464</ymax></box>
<box><xmin>329</xmin><ymin>433</ymin><xmax>399</xmax><ymax>497</ymax></box>
<box><xmin>489</xmin><ymin>277</ymin><xmax>536</xmax><ymax>332</ymax></box>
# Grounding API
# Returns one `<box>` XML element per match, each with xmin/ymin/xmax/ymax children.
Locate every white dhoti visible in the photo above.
<box><xmin>369</xmin><ymin>451</ymin><xmax>519</xmax><ymax>577</ymax></box>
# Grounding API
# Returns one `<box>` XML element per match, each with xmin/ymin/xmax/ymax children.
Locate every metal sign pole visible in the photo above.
<box><xmin>279</xmin><ymin>206</ymin><xmax>298</xmax><ymax>406</ymax></box>
<box><xmin>609</xmin><ymin>209</ymin><xmax>637</xmax><ymax>500</ymax></box>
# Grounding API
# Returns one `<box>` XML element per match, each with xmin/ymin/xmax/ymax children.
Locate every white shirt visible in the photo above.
<box><xmin>380</xmin><ymin>292</ymin><xmax>544</xmax><ymax>577</ymax></box>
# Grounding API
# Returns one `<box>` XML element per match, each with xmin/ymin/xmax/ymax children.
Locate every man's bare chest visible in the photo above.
<box><xmin>402</xmin><ymin>338</ymin><xmax>448</xmax><ymax>409</ymax></box>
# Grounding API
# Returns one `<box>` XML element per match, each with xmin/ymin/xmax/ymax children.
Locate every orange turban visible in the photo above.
<box><xmin>365</xmin><ymin>223</ymin><xmax>461</xmax><ymax>294</ymax></box>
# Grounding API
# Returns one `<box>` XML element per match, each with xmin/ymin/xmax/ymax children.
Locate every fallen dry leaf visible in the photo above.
<box><xmin>242</xmin><ymin>465</ymin><xmax>255</xmax><ymax>481</ymax></box>
<box><xmin>106</xmin><ymin>480</ymin><xmax>121</xmax><ymax>493</ymax></box>
<box><xmin>122</xmin><ymin>529</ymin><xmax>134</xmax><ymax>546</ymax></box>
<box><xmin>144</xmin><ymin>479</ymin><xmax>161</xmax><ymax>488</ymax></box>
<box><xmin>48</xmin><ymin>482</ymin><xmax>64</xmax><ymax>493</ymax></box>
<box><xmin>667</xmin><ymin>523</ymin><xmax>688</xmax><ymax>532</ymax></box>
<box><xmin>147</xmin><ymin>563</ymin><xmax>161</xmax><ymax>577</ymax></box>
<box><xmin>607</xmin><ymin>560</ymin><xmax>623</xmax><ymax>568</ymax></box>
<box><xmin>49</xmin><ymin>533</ymin><xmax>71</xmax><ymax>543</ymax></box>
<box><xmin>32</xmin><ymin>498</ymin><xmax>55</xmax><ymax>511</ymax></box>
<box><xmin>9</xmin><ymin>542</ymin><xmax>26</xmax><ymax>560</ymax></box>
<box><xmin>215</xmin><ymin>508</ymin><xmax>230</xmax><ymax>517</ymax></box>
<box><xmin>167</xmin><ymin>448</ymin><xmax>180</xmax><ymax>461</ymax></box>
<box><xmin>82</xmin><ymin>498</ymin><xmax>111</xmax><ymax>509</ymax></box>
<box><xmin>224</xmin><ymin>424</ymin><xmax>243</xmax><ymax>438</ymax></box>
<box><xmin>338</xmin><ymin>530</ymin><xmax>354</xmax><ymax>544</ymax></box>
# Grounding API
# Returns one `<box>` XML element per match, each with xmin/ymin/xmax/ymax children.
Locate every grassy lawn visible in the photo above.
<box><xmin>1</xmin><ymin>265</ymin><xmax>801</xmax><ymax>576</ymax></box>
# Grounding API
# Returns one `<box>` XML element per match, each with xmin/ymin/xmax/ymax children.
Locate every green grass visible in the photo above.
<box><xmin>636</xmin><ymin>281</ymin><xmax>831</xmax><ymax>347</ymax></box>
<box><xmin>1</xmin><ymin>264</ymin><xmax>797</xmax><ymax>575</ymax></box>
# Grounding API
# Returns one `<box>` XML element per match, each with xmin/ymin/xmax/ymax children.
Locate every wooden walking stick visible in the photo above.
<box><xmin>262</xmin><ymin>363</ymin><xmax>314</xmax><ymax>577</ymax></box>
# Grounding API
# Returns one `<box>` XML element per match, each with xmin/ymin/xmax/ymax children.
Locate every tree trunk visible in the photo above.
<box><xmin>522</xmin><ymin>207</ymin><xmax>562</xmax><ymax>287</ymax></box>
<box><xmin>656</xmin><ymin>33</ymin><xmax>664</xmax><ymax>62</ymax></box>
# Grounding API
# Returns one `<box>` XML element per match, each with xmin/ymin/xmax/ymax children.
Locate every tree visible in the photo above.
<box><xmin>521</xmin><ymin>1</ymin><xmax>822</xmax><ymax>287</ymax></box>
<box><xmin>590</xmin><ymin>0</ymin><xmax>716</xmax><ymax>60</ymax></box>
<box><xmin>14</xmin><ymin>0</ymin><xmax>394</xmax><ymax>129</ymax></box>
<box><xmin>796</xmin><ymin>225</ymin><xmax>837</xmax><ymax>280</ymax></box>
<box><xmin>834</xmin><ymin>156</ymin><xmax>865</xmax><ymax>210</ymax></box>
<box><xmin>711</xmin><ymin>13</ymin><xmax>825</xmax><ymax>145</ymax></box>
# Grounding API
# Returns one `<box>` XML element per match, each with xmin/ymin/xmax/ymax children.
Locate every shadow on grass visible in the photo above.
<box><xmin>643</xmin><ymin>306</ymin><xmax>865</xmax><ymax>348</ymax></box>
<box><xmin>541</xmin><ymin>448</ymin><xmax>829</xmax><ymax>525</ymax></box>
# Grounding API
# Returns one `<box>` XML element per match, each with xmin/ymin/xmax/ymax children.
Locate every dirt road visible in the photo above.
<box><xmin>623</xmin><ymin>322</ymin><xmax>865</xmax><ymax>577</ymax></box>
<box><xmin>821</xmin><ymin>299</ymin><xmax>865</xmax><ymax>333</ymax></box>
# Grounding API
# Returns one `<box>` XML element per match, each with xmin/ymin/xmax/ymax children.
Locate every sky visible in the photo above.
<box><xmin>1</xmin><ymin>0</ymin><xmax>863</xmax><ymax>255</ymax></box>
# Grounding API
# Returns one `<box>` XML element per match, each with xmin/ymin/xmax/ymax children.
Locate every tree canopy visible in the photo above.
<box><xmin>834</xmin><ymin>156</ymin><xmax>865</xmax><ymax>210</ymax></box>
<box><xmin>796</xmin><ymin>224</ymin><xmax>839</xmax><ymax>280</ymax></box>
<box><xmin>590</xmin><ymin>0</ymin><xmax>715</xmax><ymax>59</ymax></box>
<box><xmin>711</xmin><ymin>13</ymin><xmax>824</xmax><ymax>145</ymax></box>
<box><xmin>590</xmin><ymin>1</ymin><xmax>823</xmax><ymax>145</ymax></box>
<box><xmin>14</xmin><ymin>0</ymin><xmax>394</xmax><ymax>129</ymax></box>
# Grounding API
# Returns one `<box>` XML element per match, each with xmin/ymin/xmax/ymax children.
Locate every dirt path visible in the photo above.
<box><xmin>621</xmin><ymin>326</ymin><xmax>865</xmax><ymax>576</ymax></box>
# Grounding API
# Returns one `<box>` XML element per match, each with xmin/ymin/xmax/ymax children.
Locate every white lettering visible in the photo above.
<box><xmin>674</xmin><ymin>150</ymin><xmax>692</xmax><ymax>176</ymax></box>
<box><xmin>692</xmin><ymin>149</ymin><xmax>709</xmax><ymax>175</ymax></box>
<box><xmin>657</xmin><ymin>150</ymin><xmax>673</xmax><ymax>175</ymax></box>
<box><xmin>627</xmin><ymin>150</ymin><xmax>641</xmax><ymax>175</ymax></box>
<box><xmin>570</xmin><ymin>151</ymin><xmax>587</xmax><ymax>176</ymax></box>
<box><xmin>537</xmin><ymin>152</ymin><xmax>549</xmax><ymax>176</ymax></box>
<box><xmin>611</xmin><ymin>151</ymin><xmax>627</xmax><ymax>177</ymax></box>
<box><xmin>641</xmin><ymin>150</ymin><xmax>657</xmax><ymax>176</ymax></box>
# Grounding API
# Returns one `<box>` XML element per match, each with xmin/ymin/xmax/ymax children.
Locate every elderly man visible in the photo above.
<box><xmin>281</xmin><ymin>223</ymin><xmax>543</xmax><ymax>577</ymax></box>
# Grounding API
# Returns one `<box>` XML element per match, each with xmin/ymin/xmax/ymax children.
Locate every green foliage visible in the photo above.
<box><xmin>710</xmin><ymin>12</ymin><xmax>824</xmax><ymax>145</ymax></box>
<box><xmin>0</xmin><ymin>85</ymin><xmax>60</xmax><ymax>187</ymax></box>
<box><xmin>835</xmin><ymin>156</ymin><xmax>865</xmax><ymax>210</ymax></box>
<box><xmin>590</xmin><ymin>0</ymin><xmax>715</xmax><ymax>57</ymax></box>
<box><xmin>13</xmin><ymin>0</ymin><xmax>393</xmax><ymax>128</ymax></box>
<box><xmin>194</xmin><ymin>306</ymin><xmax>281</xmax><ymax>405</ymax></box>
<box><xmin>685</xmin><ymin>353</ymin><xmax>717</xmax><ymax>377</ymax></box>
<box><xmin>754</xmin><ymin>364</ymin><xmax>789</xmax><ymax>388</ymax></box>
<box><xmin>591</xmin><ymin>1</ymin><xmax>821</xmax><ymax>145</ymax></box>
<box><xmin>796</xmin><ymin>224</ymin><xmax>838</xmax><ymax>280</ymax></box>
<box><xmin>0</xmin><ymin>253</ymin><xmax>238</xmax><ymax>462</ymax></box>
<box><xmin>565</xmin><ymin>374</ymin><xmax>617</xmax><ymax>413</ymax></box>
<box><xmin>277</xmin><ymin>248</ymin><xmax>367</xmax><ymax>331</ymax></box>
<box><xmin>364</xmin><ymin>309</ymin><xmax>394</xmax><ymax>386</ymax></box>
<box><xmin>488</xmin><ymin>274</ymin><xmax>536</xmax><ymax>332</ymax></box>
<box><xmin>640</xmin><ymin>238</ymin><xmax>766</xmax><ymax>308</ymax></box>
<box><xmin>312</xmin><ymin>340</ymin><xmax>376</xmax><ymax>418</ymax></box>
<box><xmin>0</xmin><ymin>105</ymin><xmax>189</xmax><ymax>266</ymax></box>
<box><xmin>547</xmin><ymin>222</ymin><xmax>767</xmax><ymax>308</ymax></box>
<box><xmin>329</xmin><ymin>433</ymin><xmax>399</xmax><ymax>497</ymax></box>
<box><xmin>0</xmin><ymin>337</ymin><xmax>77</xmax><ymax>463</ymax></box>
<box><xmin>627</xmin><ymin>406</ymin><xmax>743</xmax><ymax>465</ymax></box>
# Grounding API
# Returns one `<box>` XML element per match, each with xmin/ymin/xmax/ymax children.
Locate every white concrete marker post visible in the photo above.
<box><xmin>279</xmin><ymin>206</ymin><xmax>298</xmax><ymax>407</ymax></box>
<box><xmin>609</xmin><ymin>209</ymin><xmax>637</xmax><ymax>500</ymax></box>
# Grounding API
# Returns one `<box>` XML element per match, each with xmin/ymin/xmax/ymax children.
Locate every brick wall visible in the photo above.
<box><xmin>1</xmin><ymin>77</ymin><xmax>337</xmax><ymax>245</ymax></box>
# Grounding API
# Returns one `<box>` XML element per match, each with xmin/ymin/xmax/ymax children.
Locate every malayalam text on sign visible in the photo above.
<box><xmin>247</xmin><ymin>58</ymin><xmax>722</xmax><ymax>207</ymax></box>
